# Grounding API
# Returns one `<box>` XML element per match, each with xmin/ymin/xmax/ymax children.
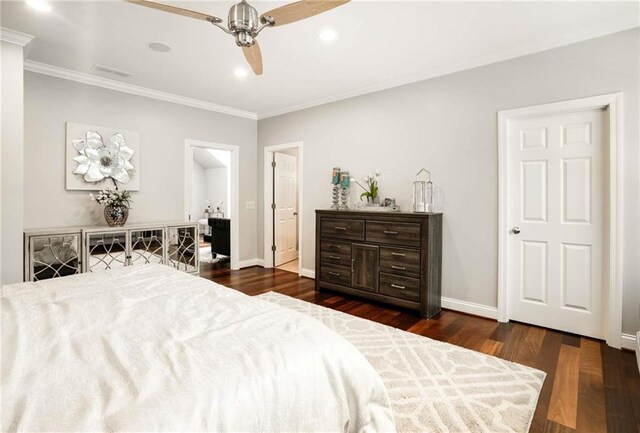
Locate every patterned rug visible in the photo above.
<box><xmin>257</xmin><ymin>292</ymin><xmax>545</xmax><ymax>433</ymax></box>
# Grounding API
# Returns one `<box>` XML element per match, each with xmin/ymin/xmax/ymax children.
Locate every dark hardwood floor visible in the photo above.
<box><xmin>200</xmin><ymin>263</ymin><xmax>640</xmax><ymax>433</ymax></box>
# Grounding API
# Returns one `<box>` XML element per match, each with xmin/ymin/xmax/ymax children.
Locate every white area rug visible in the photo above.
<box><xmin>257</xmin><ymin>292</ymin><xmax>546</xmax><ymax>433</ymax></box>
<box><xmin>199</xmin><ymin>247</ymin><xmax>220</xmax><ymax>264</ymax></box>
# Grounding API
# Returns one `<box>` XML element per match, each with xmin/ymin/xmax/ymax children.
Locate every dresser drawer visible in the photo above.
<box><xmin>321</xmin><ymin>218</ymin><xmax>364</xmax><ymax>241</ymax></box>
<box><xmin>366</xmin><ymin>221</ymin><xmax>421</xmax><ymax>247</ymax></box>
<box><xmin>380</xmin><ymin>246</ymin><xmax>421</xmax><ymax>277</ymax></box>
<box><xmin>320</xmin><ymin>240</ymin><xmax>352</xmax><ymax>266</ymax></box>
<box><xmin>379</xmin><ymin>273</ymin><xmax>420</xmax><ymax>302</ymax></box>
<box><xmin>319</xmin><ymin>263</ymin><xmax>351</xmax><ymax>287</ymax></box>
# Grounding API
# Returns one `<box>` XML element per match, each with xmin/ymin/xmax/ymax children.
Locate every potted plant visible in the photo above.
<box><xmin>354</xmin><ymin>170</ymin><xmax>381</xmax><ymax>205</ymax></box>
<box><xmin>90</xmin><ymin>189</ymin><xmax>133</xmax><ymax>227</ymax></box>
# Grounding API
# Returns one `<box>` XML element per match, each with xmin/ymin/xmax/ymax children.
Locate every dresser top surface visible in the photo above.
<box><xmin>24</xmin><ymin>221</ymin><xmax>197</xmax><ymax>236</ymax></box>
<box><xmin>316</xmin><ymin>209</ymin><xmax>442</xmax><ymax>217</ymax></box>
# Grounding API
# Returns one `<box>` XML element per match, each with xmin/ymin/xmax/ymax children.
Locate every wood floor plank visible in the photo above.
<box><xmin>498</xmin><ymin>322</ymin><xmax>529</xmax><ymax>361</ymax></box>
<box><xmin>200</xmin><ymin>263</ymin><xmax>640</xmax><ymax>433</ymax></box>
<box><xmin>514</xmin><ymin>325</ymin><xmax>546</xmax><ymax>367</ymax></box>
<box><xmin>544</xmin><ymin>420</ymin><xmax>577</xmax><ymax>433</ymax></box>
<box><xmin>602</xmin><ymin>345</ymin><xmax>637</xmax><ymax>433</ymax></box>
<box><xmin>576</xmin><ymin>339</ymin><xmax>607</xmax><ymax>433</ymax></box>
<box><xmin>622</xmin><ymin>350</ymin><xmax>640</xmax><ymax>429</ymax></box>
<box><xmin>530</xmin><ymin>330</ymin><xmax>565</xmax><ymax>432</ymax></box>
<box><xmin>489</xmin><ymin>321</ymin><xmax>515</xmax><ymax>342</ymax></box>
<box><xmin>562</xmin><ymin>334</ymin><xmax>582</xmax><ymax>348</ymax></box>
<box><xmin>547</xmin><ymin>345</ymin><xmax>582</xmax><ymax>429</ymax></box>
<box><xmin>479</xmin><ymin>339</ymin><xmax>503</xmax><ymax>356</ymax></box>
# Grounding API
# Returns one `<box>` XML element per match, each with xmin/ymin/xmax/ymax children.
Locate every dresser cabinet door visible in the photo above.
<box><xmin>167</xmin><ymin>225</ymin><xmax>199</xmax><ymax>273</ymax></box>
<box><xmin>130</xmin><ymin>228</ymin><xmax>165</xmax><ymax>265</ymax></box>
<box><xmin>85</xmin><ymin>231</ymin><xmax>128</xmax><ymax>272</ymax></box>
<box><xmin>351</xmin><ymin>243</ymin><xmax>379</xmax><ymax>293</ymax></box>
<box><xmin>27</xmin><ymin>233</ymin><xmax>82</xmax><ymax>281</ymax></box>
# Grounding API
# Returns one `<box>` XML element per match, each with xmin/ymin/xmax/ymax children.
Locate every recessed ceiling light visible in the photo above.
<box><xmin>319</xmin><ymin>28</ymin><xmax>337</xmax><ymax>43</ymax></box>
<box><xmin>234</xmin><ymin>68</ymin><xmax>248</xmax><ymax>78</ymax></box>
<box><xmin>147</xmin><ymin>42</ymin><xmax>172</xmax><ymax>53</ymax></box>
<box><xmin>25</xmin><ymin>0</ymin><xmax>51</xmax><ymax>12</ymax></box>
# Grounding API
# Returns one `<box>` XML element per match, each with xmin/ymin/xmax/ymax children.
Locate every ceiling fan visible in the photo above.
<box><xmin>126</xmin><ymin>0</ymin><xmax>350</xmax><ymax>75</ymax></box>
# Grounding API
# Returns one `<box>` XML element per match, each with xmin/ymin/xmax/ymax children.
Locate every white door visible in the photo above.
<box><xmin>274</xmin><ymin>152</ymin><xmax>297</xmax><ymax>266</ymax></box>
<box><xmin>507</xmin><ymin>108</ymin><xmax>606</xmax><ymax>339</ymax></box>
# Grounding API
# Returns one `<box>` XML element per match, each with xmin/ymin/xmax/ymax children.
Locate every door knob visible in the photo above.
<box><xmin>511</xmin><ymin>227</ymin><xmax>521</xmax><ymax>234</ymax></box>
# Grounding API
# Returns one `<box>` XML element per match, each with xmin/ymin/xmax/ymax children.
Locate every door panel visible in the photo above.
<box><xmin>508</xmin><ymin>108</ymin><xmax>605</xmax><ymax>339</ymax></box>
<box><xmin>561</xmin><ymin>243</ymin><xmax>591</xmax><ymax>311</ymax></box>
<box><xmin>274</xmin><ymin>152</ymin><xmax>297</xmax><ymax>266</ymax></box>
<box><xmin>352</xmin><ymin>243</ymin><xmax>379</xmax><ymax>293</ymax></box>
<box><xmin>521</xmin><ymin>240</ymin><xmax>547</xmax><ymax>304</ymax></box>
<box><xmin>521</xmin><ymin>160</ymin><xmax>547</xmax><ymax>222</ymax></box>
<box><xmin>562</xmin><ymin>158</ymin><xmax>591</xmax><ymax>223</ymax></box>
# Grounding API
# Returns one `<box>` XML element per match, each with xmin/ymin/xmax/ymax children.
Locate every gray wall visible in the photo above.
<box><xmin>24</xmin><ymin>72</ymin><xmax>258</xmax><ymax>262</ymax></box>
<box><xmin>1</xmin><ymin>40</ymin><xmax>25</xmax><ymax>284</ymax></box>
<box><xmin>258</xmin><ymin>28</ymin><xmax>640</xmax><ymax>334</ymax></box>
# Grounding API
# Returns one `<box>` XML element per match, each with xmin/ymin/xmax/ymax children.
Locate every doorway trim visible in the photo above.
<box><xmin>497</xmin><ymin>92</ymin><xmax>623</xmax><ymax>348</ymax></box>
<box><xmin>184</xmin><ymin>139</ymin><xmax>240</xmax><ymax>271</ymax></box>
<box><xmin>263</xmin><ymin>141</ymin><xmax>304</xmax><ymax>275</ymax></box>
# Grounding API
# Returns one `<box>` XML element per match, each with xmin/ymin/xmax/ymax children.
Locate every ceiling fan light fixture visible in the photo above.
<box><xmin>235</xmin><ymin>32</ymin><xmax>254</xmax><ymax>47</ymax></box>
<box><xmin>319</xmin><ymin>28</ymin><xmax>338</xmax><ymax>43</ymax></box>
<box><xmin>125</xmin><ymin>0</ymin><xmax>351</xmax><ymax>75</ymax></box>
<box><xmin>234</xmin><ymin>67</ymin><xmax>249</xmax><ymax>78</ymax></box>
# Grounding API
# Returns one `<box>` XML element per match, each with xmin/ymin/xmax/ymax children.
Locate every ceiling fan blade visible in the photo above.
<box><xmin>243</xmin><ymin>41</ymin><xmax>263</xmax><ymax>76</ymax></box>
<box><xmin>124</xmin><ymin>0</ymin><xmax>223</xmax><ymax>23</ymax></box>
<box><xmin>260</xmin><ymin>0</ymin><xmax>350</xmax><ymax>27</ymax></box>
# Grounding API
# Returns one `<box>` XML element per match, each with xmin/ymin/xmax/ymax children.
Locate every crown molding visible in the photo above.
<box><xmin>1</xmin><ymin>27</ymin><xmax>35</xmax><ymax>47</ymax></box>
<box><xmin>257</xmin><ymin>19</ymin><xmax>640</xmax><ymax>119</ymax></box>
<box><xmin>24</xmin><ymin>60</ymin><xmax>258</xmax><ymax>120</ymax></box>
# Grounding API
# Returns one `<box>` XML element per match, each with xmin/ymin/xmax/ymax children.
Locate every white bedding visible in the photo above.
<box><xmin>1</xmin><ymin>265</ymin><xmax>395</xmax><ymax>432</ymax></box>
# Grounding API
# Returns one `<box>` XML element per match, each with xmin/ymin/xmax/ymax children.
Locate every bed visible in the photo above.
<box><xmin>1</xmin><ymin>264</ymin><xmax>395</xmax><ymax>432</ymax></box>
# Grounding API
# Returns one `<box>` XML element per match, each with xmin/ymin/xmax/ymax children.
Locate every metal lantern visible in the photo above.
<box><xmin>412</xmin><ymin>168</ymin><xmax>433</xmax><ymax>213</ymax></box>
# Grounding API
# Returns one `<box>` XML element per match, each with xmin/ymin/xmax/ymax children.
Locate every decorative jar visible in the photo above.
<box><xmin>104</xmin><ymin>205</ymin><xmax>129</xmax><ymax>227</ymax></box>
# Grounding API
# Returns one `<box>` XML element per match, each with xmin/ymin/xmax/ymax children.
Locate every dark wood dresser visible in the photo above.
<box><xmin>315</xmin><ymin>210</ymin><xmax>443</xmax><ymax>318</ymax></box>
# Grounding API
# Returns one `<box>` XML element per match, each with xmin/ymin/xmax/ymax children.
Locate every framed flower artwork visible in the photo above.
<box><xmin>65</xmin><ymin>122</ymin><xmax>140</xmax><ymax>191</ymax></box>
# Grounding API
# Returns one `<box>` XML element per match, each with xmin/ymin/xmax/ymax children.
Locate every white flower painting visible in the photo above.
<box><xmin>66</xmin><ymin>122</ymin><xmax>140</xmax><ymax>191</ymax></box>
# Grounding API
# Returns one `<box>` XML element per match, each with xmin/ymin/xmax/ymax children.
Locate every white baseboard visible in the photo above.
<box><xmin>441</xmin><ymin>297</ymin><xmax>498</xmax><ymax>320</ymax></box>
<box><xmin>300</xmin><ymin>268</ymin><xmax>315</xmax><ymax>279</ymax></box>
<box><xmin>621</xmin><ymin>333</ymin><xmax>637</xmax><ymax>351</ymax></box>
<box><xmin>237</xmin><ymin>258</ymin><xmax>264</xmax><ymax>269</ymax></box>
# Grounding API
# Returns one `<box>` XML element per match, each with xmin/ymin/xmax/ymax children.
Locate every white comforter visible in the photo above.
<box><xmin>1</xmin><ymin>265</ymin><xmax>395</xmax><ymax>432</ymax></box>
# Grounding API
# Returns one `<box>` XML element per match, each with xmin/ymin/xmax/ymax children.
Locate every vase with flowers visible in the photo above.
<box><xmin>354</xmin><ymin>170</ymin><xmax>381</xmax><ymax>205</ymax></box>
<box><xmin>90</xmin><ymin>189</ymin><xmax>133</xmax><ymax>227</ymax></box>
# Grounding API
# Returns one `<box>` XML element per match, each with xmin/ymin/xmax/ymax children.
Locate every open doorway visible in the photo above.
<box><xmin>263</xmin><ymin>142</ymin><xmax>303</xmax><ymax>275</ymax></box>
<box><xmin>185</xmin><ymin>140</ymin><xmax>240</xmax><ymax>271</ymax></box>
<box><xmin>192</xmin><ymin>147</ymin><xmax>231</xmax><ymax>268</ymax></box>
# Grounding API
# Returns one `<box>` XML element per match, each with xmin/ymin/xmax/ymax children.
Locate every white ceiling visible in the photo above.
<box><xmin>193</xmin><ymin>148</ymin><xmax>228</xmax><ymax>168</ymax></box>
<box><xmin>2</xmin><ymin>1</ymin><xmax>638</xmax><ymax>118</ymax></box>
